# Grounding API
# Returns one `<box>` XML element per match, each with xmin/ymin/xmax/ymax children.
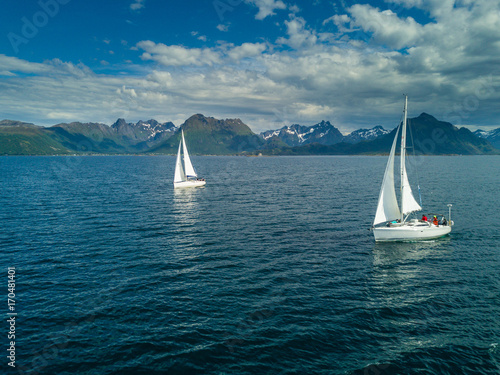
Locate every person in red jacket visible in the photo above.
<box><xmin>421</xmin><ymin>214</ymin><xmax>428</xmax><ymax>222</ymax></box>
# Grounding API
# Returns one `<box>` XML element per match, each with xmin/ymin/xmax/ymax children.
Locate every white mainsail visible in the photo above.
<box><xmin>401</xmin><ymin>164</ymin><xmax>422</xmax><ymax>215</ymax></box>
<box><xmin>399</xmin><ymin>95</ymin><xmax>421</xmax><ymax>217</ymax></box>
<box><xmin>173</xmin><ymin>142</ymin><xmax>185</xmax><ymax>183</ymax></box>
<box><xmin>181</xmin><ymin>130</ymin><xmax>197</xmax><ymax>178</ymax></box>
<box><xmin>374</xmin><ymin>95</ymin><xmax>421</xmax><ymax>226</ymax></box>
<box><xmin>373</xmin><ymin>126</ymin><xmax>401</xmax><ymax>226</ymax></box>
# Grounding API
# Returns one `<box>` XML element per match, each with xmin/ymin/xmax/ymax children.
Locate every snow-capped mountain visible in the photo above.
<box><xmin>2</xmin><ymin>113</ymin><xmax>498</xmax><ymax>155</ymax></box>
<box><xmin>261</xmin><ymin>120</ymin><xmax>344</xmax><ymax>146</ymax></box>
<box><xmin>473</xmin><ymin>128</ymin><xmax>500</xmax><ymax>149</ymax></box>
<box><xmin>261</xmin><ymin>122</ymin><xmax>389</xmax><ymax>146</ymax></box>
<box><xmin>343</xmin><ymin>125</ymin><xmax>390</xmax><ymax>144</ymax></box>
<box><xmin>111</xmin><ymin>118</ymin><xmax>177</xmax><ymax>142</ymax></box>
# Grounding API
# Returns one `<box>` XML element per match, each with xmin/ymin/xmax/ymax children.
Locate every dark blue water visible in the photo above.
<box><xmin>1</xmin><ymin>155</ymin><xmax>499</xmax><ymax>375</ymax></box>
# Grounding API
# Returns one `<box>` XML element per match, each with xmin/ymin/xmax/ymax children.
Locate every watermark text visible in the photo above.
<box><xmin>7</xmin><ymin>267</ymin><xmax>17</xmax><ymax>368</ymax></box>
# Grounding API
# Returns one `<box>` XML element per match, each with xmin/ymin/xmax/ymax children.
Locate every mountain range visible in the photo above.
<box><xmin>0</xmin><ymin>118</ymin><xmax>176</xmax><ymax>155</ymax></box>
<box><xmin>474</xmin><ymin>128</ymin><xmax>500</xmax><ymax>149</ymax></box>
<box><xmin>261</xmin><ymin>121</ymin><xmax>390</xmax><ymax>146</ymax></box>
<box><xmin>149</xmin><ymin>114</ymin><xmax>263</xmax><ymax>155</ymax></box>
<box><xmin>259</xmin><ymin>113</ymin><xmax>497</xmax><ymax>155</ymax></box>
<box><xmin>261</xmin><ymin>121</ymin><xmax>344</xmax><ymax>146</ymax></box>
<box><xmin>0</xmin><ymin>113</ymin><xmax>498</xmax><ymax>155</ymax></box>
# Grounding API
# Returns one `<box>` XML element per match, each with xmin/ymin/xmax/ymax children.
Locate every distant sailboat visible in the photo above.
<box><xmin>372</xmin><ymin>95</ymin><xmax>453</xmax><ymax>241</ymax></box>
<box><xmin>173</xmin><ymin>130</ymin><xmax>206</xmax><ymax>188</ymax></box>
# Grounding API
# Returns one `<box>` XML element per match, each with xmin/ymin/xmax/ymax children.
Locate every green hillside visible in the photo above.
<box><xmin>46</xmin><ymin>124</ymin><xmax>128</xmax><ymax>154</ymax></box>
<box><xmin>0</xmin><ymin>113</ymin><xmax>497</xmax><ymax>156</ymax></box>
<box><xmin>149</xmin><ymin>114</ymin><xmax>263</xmax><ymax>155</ymax></box>
<box><xmin>0</xmin><ymin>124</ymin><xmax>70</xmax><ymax>155</ymax></box>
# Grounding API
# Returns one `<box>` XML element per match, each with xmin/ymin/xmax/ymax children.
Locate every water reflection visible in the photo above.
<box><xmin>171</xmin><ymin>188</ymin><xmax>205</xmax><ymax>256</ymax></box>
<box><xmin>367</xmin><ymin>237</ymin><xmax>454</xmax><ymax>355</ymax></box>
<box><xmin>172</xmin><ymin>187</ymin><xmax>203</xmax><ymax>226</ymax></box>
<box><xmin>372</xmin><ymin>237</ymin><xmax>451</xmax><ymax>267</ymax></box>
<box><xmin>369</xmin><ymin>237</ymin><xmax>453</xmax><ymax>296</ymax></box>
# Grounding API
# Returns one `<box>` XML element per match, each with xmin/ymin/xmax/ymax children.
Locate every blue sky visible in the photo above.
<box><xmin>1</xmin><ymin>0</ymin><xmax>500</xmax><ymax>133</ymax></box>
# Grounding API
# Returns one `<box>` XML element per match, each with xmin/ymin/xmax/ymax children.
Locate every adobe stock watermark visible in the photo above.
<box><xmin>406</xmin><ymin>74</ymin><xmax>495</xmax><ymax>165</ymax></box>
<box><xmin>223</xmin><ymin>307</ymin><xmax>274</xmax><ymax>353</ymax></box>
<box><xmin>16</xmin><ymin>283</ymin><xmax>127</xmax><ymax>375</ymax></box>
<box><xmin>223</xmin><ymin>290</ymin><xmax>285</xmax><ymax>353</ymax></box>
<box><xmin>7</xmin><ymin>0</ymin><xmax>72</xmax><ymax>54</ymax></box>
<box><xmin>441</xmin><ymin>74</ymin><xmax>495</xmax><ymax>127</ymax></box>
<box><xmin>213</xmin><ymin>0</ymin><xmax>243</xmax><ymax>22</ymax></box>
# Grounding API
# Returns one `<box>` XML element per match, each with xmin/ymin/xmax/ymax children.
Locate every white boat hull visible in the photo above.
<box><xmin>173</xmin><ymin>180</ymin><xmax>206</xmax><ymax>188</ymax></box>
<box><xmin>373</xmin><ymin>223</ymin><xmax>451</xmax><ymax>242</ymax></box>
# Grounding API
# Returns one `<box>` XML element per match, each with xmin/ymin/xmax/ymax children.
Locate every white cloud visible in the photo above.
<box><xmin>0</xmin><ymin>61</ymin><xmax>133</xmax><ymax>125</ymax></box>
<box><xmin>386</xmin><ymin>0</ymin><xmax>455</xmax><ymax>18</ymax></box>
<box><xmin>137</xmin><ymin>41</ymin><xmax>221</xmax><ymax>66</ymax></box>
<box><xmin>323</xmin><ymin>14</ymin><xmax>349</xmax><ymax>27</ymax></box>
<box><xmin>129</xmin><ymin>0</ymin><xmax>500</xmax><ymax>130</ymax></box>
<box><xmin>0</xmin><ymin>54</ymin><xmax>52</xmax><ymax>76</ymax></box>
<box><xmin>130</xmin><ymin>0</ymin><xmax>145</xmax><ymax>11</ymax></box>
<box><xmin>191</xmin><ymin>31</ymin><xmax>208</xmax><ymax>42</ymax></box>
<box><xmin>295</xmin><ymin>103</ymin><xmax>334</xmax><ymax>118</ymax></box>
<box><xmin>46</xmin><ymin>111</ymin><xmax>79</xmax><ymax>120</ymax></box>
<box><xmin>2</xmin><ymin>1</ymin><xmax>500</xmax><ymax>133</ymax></box>
<box><xmin>244</xmin><ymin>0</ymin><xmax>287</xmax><ymax>20</ymax></box>
<box><xmin>217</xmin><ymin>24</ymin><xmax>230</xmax><ymax>32</ymax></box>
<box><xmin>385</xmin><ymin>0</ymin><xmax>425</xmax><ymax>8</ymax></box>
<box><xmin>346</xmin><ymin>4</ymin><xmax>423</xmax><ymax>49</ymax></box>
<box><xmin>277</xmin><ymin>16</ymin><xmax>318</xmax><ymax>50</ymax></box>
<box><xmin>227</xmin><ymin>43</ymin><xmax>267</xmax><ymax>60</ymax></box>
<box><xmin>0</xmin><ymin>71</ymin><xmax>16</xmax><ymax>77</ymax></box>
<box><xmin>137</xmin><ymin>40</ymin><xmax>269</xmax><ymax>66</ymax></box>
<box><xmin>117</xmin><ymin>85</ymin><xmax>138</xmax><ymax>98</ymax></box>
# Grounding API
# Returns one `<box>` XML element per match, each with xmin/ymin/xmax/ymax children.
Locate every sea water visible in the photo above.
<box><xmin>1</xmin><ymin>155</ymin><xmax>499</xmax><ymax>374</ymax></box>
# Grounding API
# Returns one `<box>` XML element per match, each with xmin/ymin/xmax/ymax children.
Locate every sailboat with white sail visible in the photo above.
<box><xmin>372</xmin><ymin>95</ymin><xmax>453</xmax><ymax>241</ymax></box>
<box><xmin>173</xmin><ymin>130</ymin><xmax>206</xmax><ymax>188</ymax></box>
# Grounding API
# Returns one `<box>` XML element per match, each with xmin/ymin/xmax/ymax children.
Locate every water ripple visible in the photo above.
<box><xmin>0</xmin><ymin>155</ymin><xmax>499</xmax><ymax>374</ymax></box>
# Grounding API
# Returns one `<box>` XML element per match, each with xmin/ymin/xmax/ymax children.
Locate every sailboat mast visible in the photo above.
<box><xmin>181</xmin><ymin>129</ymin><xmax>185</xmax><ymax>170</ymax></box>
<box><xmin>400</xmin><ymin>95</ymin><xmax>408</xmax><ymax>222</ymax></box>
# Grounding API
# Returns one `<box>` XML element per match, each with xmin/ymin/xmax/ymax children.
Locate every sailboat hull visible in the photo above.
<box><xmin>373</xmin><ymin>224</ymin><xmax>451</xmax><ymax>242</ymax></box>
<box><xmin>173</xmin><ymin>180</ymin><xmax>206</xmax><ymax>188</ymax></box>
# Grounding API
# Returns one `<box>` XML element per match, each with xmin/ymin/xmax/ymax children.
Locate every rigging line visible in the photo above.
<box><xmin>407</xmin><ymin>116</ymin><xmax>422</xmax><ymax>206</ymax></box>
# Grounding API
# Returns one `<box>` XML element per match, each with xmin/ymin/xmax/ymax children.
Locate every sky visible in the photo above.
<box><xmin>1</xmin><ymin>0</ymin><xmax>500</xmax><ymax>133</ymax></box>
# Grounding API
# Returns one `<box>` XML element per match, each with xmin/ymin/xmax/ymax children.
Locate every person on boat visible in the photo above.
<box><xmin>432</xmin><ymin>216</ymin><xmax>439</xmax><ymax>226</ymax></box>
<box><xmin>421</xmin><ymin>214</ymin><xmax>428</xmax><ymax>222</ymax></box>
<box><xmin>440</xmin><ymin>217</ymin><xmax>447</xmax><ymax>226</ymax></box>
